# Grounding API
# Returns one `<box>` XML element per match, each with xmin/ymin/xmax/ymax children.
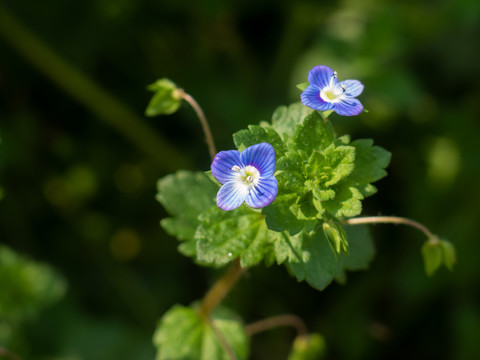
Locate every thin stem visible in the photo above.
<box><xmin>199</xmin><ymin>258</ymin><xmax>245</xmax><ymax>317</ymax></box>
<box><xmin>245</xmin><ymin>314</ymin><xmax>308</xmax><ymax>337</ymax></box>
<box><xmin>345</xmin><ymin>216</ymin><xmax>435</xmax><ymax>239</ymax></box>
<box><xmin>0</xmin><ymin>347</ymin><xmax>22</xmax><ymax>360</ymax></box>
<box><xmin>0</xmin><ymin>4</ymin><xmax>189</xmax><ymax>170</ymax></box>
<box><xmin>179</xmin><ymin>90</ymin><xmax>217</xmax><ymax>160</ymax></box>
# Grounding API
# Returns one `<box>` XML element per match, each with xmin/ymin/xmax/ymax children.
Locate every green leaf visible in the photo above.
<box><xmin>157</xmin><ymin>171</ymin><xmax>217</xmax><ymax>257</ymax></box>
<box><xmin>205</xmin><ymin>170</ymin><xmax>222</xmax><ymax>188</ymax></box>
<box><xmin>270</xmin><ymin>103</ymin><xmax>314</xmax><ymax>138</ymax></box>
<box><xmin>421</xmin><ymin>241</ymin><xmax>443</xmax><ymax>276</ymax></box>
<box><xmin>439</xmin><ymin>239</ymin><xmax>456</xmax><ymax>271</ymax></box>
<box><xmin>287</xmin><ymin>334</ymin><xmax>327</xmax><ymax>360</ymax></box>
<box><xmin>146</xmin><ymin>78</ymin><xmax>182</xmax><ymax>116</ymax></box>
<box><xmin>263</xmin><ymin>194</ymin><xmax>315</xmax><ymax>235</ymax></box>
<box><xmin>322</xmin><ymin>185</ymin><xmax>364</xmax><ymax>219</ymax></box>
<box><xmin>304</xmin><ymin>145</ymin><xmax>355</xmax><ymax>189</ymax></box>
<box><xmin>286</xmin><ymin>225</ymin><xmax>375</xmax><ymax>290</ymax></box>
<box><xmin>296</xmin><ymin>82</ymin><xmax>309</xmax><ymax>91</ymax></box>
<box><xmin>349</xmin><ymin>139</ymin><xmax>391</xmax><ymax>197</ymax></box>
<box><xmin>0</xmin><ymin>245</ymin><xmax>66</xmax><ymax>321</ymax></box>
<box><xmin>153</xmin><ymin>304</ymin><xmax>249</xmax><ymax>360</ymax></box>
<box><xmin>288</xmin><ymin>228</ymin><xmax>341</xmax><ymax>291</ymax></box>
<box><xmin>233</xmin><ymin>125</ymin><xmax>285</xmax><ymax>155</ymax></box>
<box><xmin>272</xmin><ymin>231</ymin><xmax>311</xmax><ymax>265</ymax></box>
<box><xmin>292</xmin><ymin>112</ymin><xmax>335</xmax><ymax>154</ymax></box>
<box><xmin>195</xmin><ymin>205</ymin><xmax>273</xmax><ymax>267</ymax></box>
<box><xmin>340</xmin><ymin>225</ymin><xmax>375</xmax><ymax>271</ymax></box>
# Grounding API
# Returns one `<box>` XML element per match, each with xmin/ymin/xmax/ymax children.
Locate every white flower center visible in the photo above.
<box><xmin>320</xmin><ymin>72</ymin><xmax>346</xmax><ymax>103</ymax></box>
<box><xmin>232</xmin><ymin>165</ymin><xmax>260</xmax><ymax>187</ymax></box>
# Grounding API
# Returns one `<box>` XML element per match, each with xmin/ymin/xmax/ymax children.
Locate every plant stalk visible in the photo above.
<box><xmin>199</xmin><ymin>258</ymin><xmax>244</xmax><ymax>317</ymax></box>
<box><xmin>179</xmin><ymin>90</ymin><xmax>217</xmax><ymax>160</ymax></box>
<box><xmin>245</xmin><ymin>314</ymin><xmax>308</xmax><ymax>337</ymax></box>
<box><xmin>345</xmin><ymin>216</ymin><xmax>435</xmax><ymax>239</ymax></box>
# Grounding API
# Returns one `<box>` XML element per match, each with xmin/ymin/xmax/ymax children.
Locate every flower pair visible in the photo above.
<box><xmin>211</xmin><ymin>65</ymin><xmax>364</xmax><ymax>211</ymax></box>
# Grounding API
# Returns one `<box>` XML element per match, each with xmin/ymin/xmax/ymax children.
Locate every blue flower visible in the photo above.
<box><xmin>211</xmin><ymin>143</ymin><xmax>278</xmax><ymax>211</ymax></box>
<box><xmin>301</xmin><ymin>65</ymin><xmax>364</xmax><ymax>116</ymax></box>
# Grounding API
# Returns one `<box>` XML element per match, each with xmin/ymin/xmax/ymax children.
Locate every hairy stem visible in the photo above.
<box><xmin>179</xmin><ymin>90</ymin><xmax>217</xmax><ymax>160</ymax></box>
<box><xmin>245</xmin><ymin>314</ymin><xmax>308</xmax><ymax>337</ymax></box>
<box><xmin>345</xmin><ymin>216</ymin><xmax>435</xmax><ymax>240</ymax></box>
<box><xmin>199</xmin><ymin>259</ymin><xmax>245</xmax><ymax>317</ymax></box>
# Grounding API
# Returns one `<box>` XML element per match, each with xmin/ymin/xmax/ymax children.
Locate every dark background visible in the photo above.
<box><xmin>1</xmin><ymin>0</ymin><xmax>479</xmax><ymax>359</ymax></box>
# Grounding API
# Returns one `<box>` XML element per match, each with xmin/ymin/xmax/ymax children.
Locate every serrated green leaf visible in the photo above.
<box><xmin>153</xmin><ymin>304</ymin><xmax>249</xmax><ymax>360</ymax></box>
<box><xmin>285</xmin><ymin>224</ymin><xmax>375</xmax><ymax>291</ymax></box>
<box><xmin>349</xmin><ymin>139</ymin><xmax>391</xmax><ymax>196</ymax></box>
<box><xmin>421</xmin><ymin>241</ymin><xmax>443</xmax><ymax>276</ymax></box>
<box><xmin>439</xmin><ymin>239</ymin><xmax>456</xmax><ymax>270</ymax></box>
<box><xmin>287</xmin><ymin>334</ymin><xmax>327</xmax><ymax>360</ymax></box>
<box><xmin>146</xmin><ymin>78</ymin><xmax>182</xmax><ymax>116</ymax></box>
<box><xmin>233</xmin><ymin>125</ymin><xmax>285</xmax><ymax>155</ymax></box>
<box><xmin>195</xmin><ymin>205</ymin><xmax>272</xmax><ymax>267</ymax></box>
<box><xmin>272</xmin><ymin>231</ymin><xmax>311</xmax><ymax>265</ymax></box>
<box><xmin>271</xmin><ymin>103</ymin><xmax>314</xmax><ymax>138</ymax></box>
<box><xmin>292</xmin><ymin>112</ymin><xmax>335</xmax><ymax>154</ymax></box>
<box><xmin>288</xmin><ymin>228</ymin><xmax>341</xmax><ymax>291</ymax></box>
<box><xmin>276</xmin><ymin>151</ymin><xmax>307</xmax><ymax>193</ymax></box>
<box><xmin>157</xmin><ymin>171</ymin><xmax>217</xmax><ymax>257</ymax></box>
<box><xmin>322</xmin><ymin>185</ymin><xmax>364</xmax><ymax>219</ymax></box>
<box><xmin>340</xmin><ymin>225</ymin><xmax>375</xmax><ymax>271</ymax></box>
<box><xmin>322</xmin><ymin>145</ymin><xmax>356</xmax><ymax>187</ymax></box>
<box><xmin>263</xmin><ymin>194</ymin><xmax>316</xmax><ymax>235</ymax></box>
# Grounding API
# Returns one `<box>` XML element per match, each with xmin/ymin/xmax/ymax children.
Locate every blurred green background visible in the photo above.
<box><xmin>1</xmin><ymin>0</ymin><xmax>479</xmax><ymax>359</ymax></box>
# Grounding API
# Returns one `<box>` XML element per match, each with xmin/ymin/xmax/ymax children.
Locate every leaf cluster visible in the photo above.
<box><xmin>157</xmin><ymin>103</ymin><xmax>390</xmax><ymax>291</ymax></box>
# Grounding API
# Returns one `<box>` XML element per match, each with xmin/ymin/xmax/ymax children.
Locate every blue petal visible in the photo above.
<box><xmin>240</xmin><ymin>143</ymin><xmax>276</xmax><ymax>177</ymax></box>
<box><xmin>301</xmin><ymin>86</ymin><xmax>334</xmax><ymax>111</ymax></box>
<box><xmin>333</xmin><ymin>97</ymin><xmax>363</xmax><ymax>116</ymax></box>
<box><xmin>307</xmin><ymin>65</ymin><xmax>334</xmax><ymax>88</ymax></box>
<box><xmin>216</xmin><ymin>181</ymin><xmax>249</xmax><ymax>211</ymax></box>
<box><xmin>245</xmin><ymin>177</ymin><xmax>278</xmax><ymax>208</ymax></box>
<box><xmin>211</xmin><ymin>150</ymin><xmax>241</xmax><ymax>184</ymax></box>
<box><xmin>339</xmin><ymin>79</ymin><xmax>364</xmax><ymax>97</ymax></box>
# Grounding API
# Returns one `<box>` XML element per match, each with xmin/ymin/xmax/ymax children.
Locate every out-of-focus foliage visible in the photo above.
<box><xmin>0</xmin><ymin>0</ymin><xmax>479</xmax><ymax>359</ymax></box>
<box><xmin>287</xmin><ymin>334</ymin><xmax>326</xmax><ymax>360</ymax></box>
<box><xmin>0</xmin><ymin>245</ymin><xmax>66</xmax><ymax>320</ymax></box>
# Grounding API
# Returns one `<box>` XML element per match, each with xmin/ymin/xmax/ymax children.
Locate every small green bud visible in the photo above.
<box><xmin>421</xmin><ymin>236</ymin><xmax>455</xmax><ymax>276</ymax></box>
<box><xmin>145</xmin><ymin>78</ymin><xmax>182</xmax><ymax>116</ymax></box>
<box><xmin>322</xmin><ymin>219</ymin><xmax>348</xmax><ymax>255</ymax></box>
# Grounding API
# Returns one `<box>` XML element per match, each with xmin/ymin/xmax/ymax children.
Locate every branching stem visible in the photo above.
<box><xmin>178</xmin><ymin>90</ymin><xmax>217</xmax><ymax>160</ymax></box>
<box><xmin>245</xmin><ymin>314</ymin><xmax>308</xmax><ymax>337</ymax></box>
<box><xmin>345</xmin><ymin>216</ymin><xmax>436</xmax><ymax>240</ymax></box>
